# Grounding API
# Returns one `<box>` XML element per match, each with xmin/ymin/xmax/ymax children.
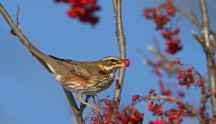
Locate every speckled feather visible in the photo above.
<box><xmin>46</xmin><ymin>55</ymin><xmax>118</xmax><ymax>95</ymax></box>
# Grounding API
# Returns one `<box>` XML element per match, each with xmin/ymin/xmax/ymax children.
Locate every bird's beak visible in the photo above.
<box><xmin>117</xmin><ymin>59</ymin><xmax>130</xmax><ymax>67</ymax></box>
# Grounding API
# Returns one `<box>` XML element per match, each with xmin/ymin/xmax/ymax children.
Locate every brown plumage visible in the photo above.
<box><xmin>9</xmin><ymin>24</ymin><xmax>130</xmax><ymax>110</ymax></box>
<box><xmin>46</xmin><ymin>55</ymin><xmax>129</xmax><ymax>96</ymax></box>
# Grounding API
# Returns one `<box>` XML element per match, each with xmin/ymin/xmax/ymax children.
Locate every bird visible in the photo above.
<box><xmin>0</xmin><ymin>3</ymin><xmax>130</xmax><ymax>111</ymax></box>
<box><xmin>7</xmin><ymin>23</ymin><xmax>130</xmax><ymax>111</ymax></box>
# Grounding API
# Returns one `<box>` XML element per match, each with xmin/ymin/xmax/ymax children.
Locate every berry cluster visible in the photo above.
<box><xmin>149</xmin><ymin>118</ymin><xmax>182</xmax><ymax>124</ymax></box>
<box><xmin>143</xmin><ymin>0</ymin><xmax>182</xmax><ymax>54</ymax></box>
<box><xmin>146</xmin><ymin>56</ymin><xmax>214</xmax><ymax>123</ymax></box>
<box><xmin>146</xmin><ymin>89</ymin><xmax>164</xmax><ymax>116</ymax></box>
<box><xmin>89</xmin><ymin>99</ymin><xmax>144</xmax><ymax>124</ymax></box>
<box><xmin>55</xmin><ymin>0</ymin><xmax>100</xmax><ymax>25</ymax></box>
<box><xmin>172</xmin><ymin>58</ymin><xmax>206</xmax><ymax>95</ymax></box>
<box><xmin>177</xmin><ymin>67</ymin><xmax>195</xmax><ymax>88</ymax></box>
<box><xmin>145</xmin><ymin>90</ymin><xmax>192</xmax><ymax>124</ymax></box>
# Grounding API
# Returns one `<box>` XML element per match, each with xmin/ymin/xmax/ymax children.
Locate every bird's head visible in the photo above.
<box><xmin>98</xmin><ymin>56</ymin><xmax>130</xmax><ymax>72</ymax></box>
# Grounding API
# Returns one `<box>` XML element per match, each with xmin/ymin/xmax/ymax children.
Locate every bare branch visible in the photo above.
<box><xmin>198</xmin><ymin>0</ymin><xmax>216</xmax><ymax>116</ymax></box>
<box><xmin>147</xmin><ymin>45</ymin><xmax>170</xmax><ymax>63</ymax></box>
<box><xmin>0</xmin><ymin>3</ymin><xmax>84</xmax><ymax>124</ymax></box>
<box><xmin>63</xmin><ymin>88</ymin><xmax>84</xmax><ymax>123</ymax></box>
<box><xmin>189</xmin><ymin>10</ymin><xmax>202</xmax><ymax>32</ymax></box>
<box><xmin>200</xmin><ymin>0</ymin><xmax>210</xmax><ymax>47</ymax></box>
<box><xmin>112</xmin><ymin>0</ymin><xmax>127</xmax><ymax>103</ymax></box>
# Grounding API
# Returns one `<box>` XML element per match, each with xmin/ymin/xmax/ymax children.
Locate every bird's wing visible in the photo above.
<box><xmin>48</xmin><ymin>55</ymin><xmax>97</xmax><ymax>79</ymax></box>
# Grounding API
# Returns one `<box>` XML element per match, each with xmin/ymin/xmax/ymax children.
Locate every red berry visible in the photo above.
<box><xmin>149</xmin><ymin>89</ymin><xmax>155</xmax><ymax>94</ymax></box>
<box><xmin>127</xmin><ymin>106</ymin><xmax>134</xmax><ymax>111</ymax></box>
<box><xmin>201</xmin><ymin>87</ymin><xmax>206</xmax><ymax>94</ymax></box>
<box><xmin>144</xmin><ymin>13</ymin><xmax>150</xmax><ymax>18</ymax></box>
<box><xmin>130</xmin><ymin>114</ymin><xmax>139</xmax><ymax>121</ymax></box>
<box><xmin>177</xmin><ymin>73</ymin><xmax>183</xmax><ymax>79</ymax></box>
<box><xmin>67</xmin><ymin>9</ymin><xmax>77</xmax><ymax>18</ymax></box>
<box><xmin>155</xmin><ymin>119</ymin><xmax>163</xmax><ymax>124</ymax></box>
<box><xmin>127</xmin><ymin>122</ymin><xmax>133</xmax><ymax>124</ymax></box>
<box><xmin>117</xmin><ymin>97</ymin><xmax>121</xmax><ymax>102</ymax></box>
<box><xmin>108</xmin><ymin>121</ymin><xmax>113</xmax><ymax>124</ymax></box>
<box><xmin>124</xmin><ymin>59</ymin><xmax>130</xmax><ymax>66</ymax></box>
<box><xmin>132</xmin><ymin>95</ymin><xmax>140</xmax><ymax>102</ymax></box>
<box><xmin>167</xmin><ymin>7</ymin><xmax>176</xmax><ymax>15</ymax></box>
<box><xmin>187</xmin><ymin>67</ymin><xmax>193</xmax><ymax>72</ymax></box>
<box><xmin>197</xmin><ymin>79</ymin><xmax>204</xmax><ymax>87</ymax></box>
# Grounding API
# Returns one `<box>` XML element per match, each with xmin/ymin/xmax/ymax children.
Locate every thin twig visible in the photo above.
<box><xmin>147</xmin><ymin>45</ymin><xmax>169</xmax><ymax>63</ymax></box>
<box><xmin>177</xmin><ymin>7</ymin><xmax>206</xmax><ymax>47</ymax></box>
<box><xmin>63</xmin><ymin>88</ymin><xmax>84</xmax><ymax>123</ymax></box>
<box><xmin>177</xmin><ymin>8</ymin><xmax>202</xmax><ymax>34</ymax></box>
<box><xmin>190</xmin><ymin>10</ymin><xmax>202</xmax><ymax>32</ymax></box>
<box><xmin>10</xmin><ymin>6</ymin><xmax>20</xmax><ymax>36</ymax></box>
<box><xmin>16</xmin><ymin>6</ymin><xmax>19</xmax><ymax>27</ymax></box>
<box><xmin>138</xmin><ymin>47</ymin><xmax>174</xmax><ymax>75</ymax></box>
<box><xmin>112</xmin><ymin>0</ymin><xmax>127</xmax><ymax>103</ymax></box>
<box><xmin>200</xmin><ymin>93</ymin><xmax>211</xmax><ymax>116</ymax></box>
<box><xmin>177</xmin><ymin>9</ymin><xmax>197</xmax><ymax>26</ymax></box>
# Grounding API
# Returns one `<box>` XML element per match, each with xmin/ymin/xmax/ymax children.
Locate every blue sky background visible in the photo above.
<box><xmin>0</xmin><ymin>0</ymin><xmax>216</xmax><ymax>124</ymax></box>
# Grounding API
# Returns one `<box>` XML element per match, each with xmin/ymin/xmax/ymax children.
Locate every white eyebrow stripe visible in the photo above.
<box><xmin>101</xmin><ymin>56</ymin><xmax>119</xmax><ymax>61</ymax></box>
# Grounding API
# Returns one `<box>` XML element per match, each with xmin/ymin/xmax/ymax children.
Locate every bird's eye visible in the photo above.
<box><xmin>110</xmin><ymin>59</ymin><xmax>116</xmax><ymax>62</ymax></box>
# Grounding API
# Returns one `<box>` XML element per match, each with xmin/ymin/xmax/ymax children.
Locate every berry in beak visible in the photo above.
<box><xmin>124</xmin><ymin>59</ymin><xmax>130</xmax><ymax>66</ymax></box>
<box><xmin>116</xmin><ymin>59</ymin><xmax>130</xmax><ymax>67</ymax></box>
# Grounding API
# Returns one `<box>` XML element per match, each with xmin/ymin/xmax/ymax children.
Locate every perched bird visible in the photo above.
<box><xmin>5</xmin><ymin>21</ymin><xmax>130</xmax><ymax>110</ymax></box>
